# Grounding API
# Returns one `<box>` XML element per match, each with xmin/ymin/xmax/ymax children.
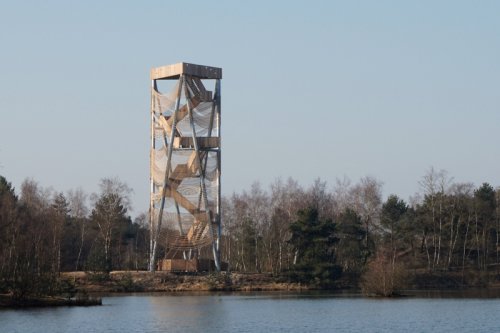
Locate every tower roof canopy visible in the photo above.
<box><xmin>151</xmin><ymin>62</ymin><xmax>222</xmax><ymax>80</ymax></box>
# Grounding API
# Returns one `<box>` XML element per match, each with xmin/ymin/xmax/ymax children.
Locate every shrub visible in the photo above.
<box><xmin>361</xmin><ymin>251</ymin><xmax>408</xmax><ymax>296</ymax></box>
<box><xmin>116</xmin><ymin>273</ymin><xmax>143</xmax><ymax>292</ymax></box>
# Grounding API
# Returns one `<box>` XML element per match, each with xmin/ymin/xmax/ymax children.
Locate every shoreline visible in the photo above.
<box><xmin>63</xmin><ymin>270</ymin><xmax>500</xmax><ymax>293</ymax></box>
<box><xmin>4</xmin><ymin>287</ymin><xmax>500</xmax><ymax>309</ymax></box>
<box><xmin>0</xmin><ymin>295</ymin><xmax>102</xmax><ymax>308</ymax></box>
<box><xmin>3</xmin><ymin>270</ymin><xmax>500</xmax><ymax>308</ymax></box>
<box><xmin>63</xmin><ymin>271</ymin><xmax>311</xmax><ymax>293</ymax></box>
<box><xmin>65</xmin><ymin>271</ymin><xmax>500</xmax><ymax>293</ymax></box>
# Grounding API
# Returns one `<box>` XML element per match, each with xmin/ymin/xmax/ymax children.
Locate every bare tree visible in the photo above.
<box><xmin>447</xmin><ymin>183</ymin><xmax>473</xmax><ymax>268</ymax></box>
<box><xmin>20</xmin><ymin>178</ymin><xmax>52</xmax><ymax>212</ymax></box>
<box><xmin>132</xmin><ymin>213</ymin><xmax>148</xmax><ymax>270</ymax></box>
<box><xmin>50</xmin><ymin>193</ymin><xmax>69</xmax><ymax>273</ymax></box>
<box><xmin>94</xmin><ymin>177</ymin><xmax>133</xmax><ymax>211</ymax></box>
<box><xmin>67</xmin><ymin>187</ymin><xmax>88</xmax><ymax>271</ymax></box>
<box><xmin>90</xmin><ymin>178</ymin><xmax>132</xmax><ymax>270</ymax></box>
<box><xmin>306</xmin><ymin>178</ymin><xmax>334</xmax><ymax>220</ymax></box>
<box><xmin>221</xmin><ymin>196</ymin><xmax>235</xmax><ymax>269</ymax></box>
<box><xmin>20</xmin><ymin>179</ymin><xmax>53</xmax><ymax>275</ymax></box>
<box><xmin>270</xmin><ymin>177</ymin><xmax>306</xmax><ymax>270</ymax></box>
<box><xmin>332</xmin><ymin>176</ymin><xmax>353</xmax><ymax>214</ymax></box>
<box><xmin>246</xmin><ymin>182</ymin><xmax>270</xmax><ymax>272</ymax></box>
<box><xmin>418</xmin><ymin>167</ymin><xmax>451</xmax><ymax>269</ymax></box>
<box><xmin>350</xmin><ymin>176</ymin><xmax>383</xmax><ymax>250</ymax></box>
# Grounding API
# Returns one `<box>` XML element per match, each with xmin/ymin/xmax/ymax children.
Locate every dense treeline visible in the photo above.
<box><xmin>1</xmin><ymin>168</ymin><xmax>499</xmax><ymax>297</ymax></box>
<box><xmin>0</xmin><ymin>176</ymin><xmax>148</xmax><ymax>298</ymax></box>
<box><xmin>221</xmin><ymin>170</ymin><xmax>500</xmax><ymax>291</ymax></box>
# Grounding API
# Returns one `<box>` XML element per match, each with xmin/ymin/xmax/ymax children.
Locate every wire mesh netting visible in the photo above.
<box><xmin>151</xmin><ymin>76</ymin><xmax>220</xmax><ymax>252</ymax></box>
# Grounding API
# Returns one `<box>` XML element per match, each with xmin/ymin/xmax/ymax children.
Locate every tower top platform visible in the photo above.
<box><xmin>150</xmin><ymin>62</ymin><xmax>222</xmax><ymax>80</ymax></box>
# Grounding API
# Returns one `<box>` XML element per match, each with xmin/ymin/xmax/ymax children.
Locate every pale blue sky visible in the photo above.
<box><xmin>1</xmin><ymin>1</ymin><xmax>499</xmax><ymax>214</ymax></box>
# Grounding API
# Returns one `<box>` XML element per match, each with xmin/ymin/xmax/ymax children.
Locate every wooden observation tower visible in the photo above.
<box><xmin>148</xmin><ymin>63</ymin><xmax>222</xmax><ymax>272</ymax></box>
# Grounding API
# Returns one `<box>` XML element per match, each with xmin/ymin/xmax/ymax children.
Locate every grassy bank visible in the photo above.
<box><xmin>63</xmin><ymin>269</ymin><xmax>500</xmax><ymax>294</ymax></box>
<box><xmin>61</xmin><ymin>271</ymin><xmax>308</xmax><ymax>293</ymax></box>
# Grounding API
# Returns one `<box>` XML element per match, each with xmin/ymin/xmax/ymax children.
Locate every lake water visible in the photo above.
<box><xmin>1</xmin><ymin>291</ymin><xmax>500</xmax><ymax>332</ymax></box>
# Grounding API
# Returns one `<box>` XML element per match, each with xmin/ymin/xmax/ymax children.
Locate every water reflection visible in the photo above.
<box><xmin>149</xmin><ymin>294</ymin><xmax>226</xmax><ymax>332</ymax></box>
